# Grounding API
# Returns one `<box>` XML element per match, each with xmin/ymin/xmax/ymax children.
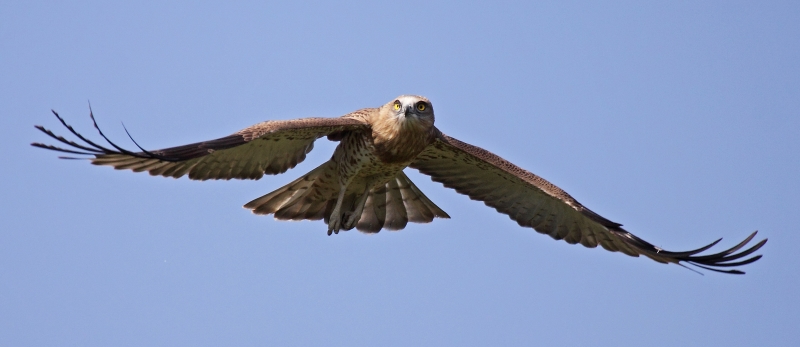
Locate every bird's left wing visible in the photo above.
<box><xmin>32</xmin><ymin>109</ymin><xmax>371</xmax><ymax>180</ymax></box>
<box><xmin>410</xmin><ymin>130</ymin><xmax>766</xmax><ymax>274</ymax></box>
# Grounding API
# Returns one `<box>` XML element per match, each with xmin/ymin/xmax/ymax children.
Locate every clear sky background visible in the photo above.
<box><xmin>2</xmin><ymin>1</ymin><xmax>798</xmax><ymax>346</ymax></box>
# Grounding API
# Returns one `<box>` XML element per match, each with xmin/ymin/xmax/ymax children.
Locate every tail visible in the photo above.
<box><xmin>355</xmin><ymin>171</ymin><xmax>450</xmax><ymax>232</ymax></box>
<box><xmin>244</xmin><ymin>161</ymin><xmax>338</xmax><ymax>221</ymax></box>
<box><xmin>243</xmin><ymin>163</ymin><xmax>449</xmax><ymax>233</ymax></box>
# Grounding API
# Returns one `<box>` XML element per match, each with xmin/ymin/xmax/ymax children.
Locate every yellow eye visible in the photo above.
<box><xmin>416</xmin><ymin>103</ymin><xmax>426</xmax><ymax>111</ymax></box>
<box><xmin>393</xmin><ymin>102</ymin><xmax>401</xmax><ymax>111</ymax></box>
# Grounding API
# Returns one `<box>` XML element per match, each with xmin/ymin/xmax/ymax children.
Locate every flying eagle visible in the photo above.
<box><xmin>32</xmin><ymin>95</ymin><xmax>766</xmax><ymax>274</ymax></box>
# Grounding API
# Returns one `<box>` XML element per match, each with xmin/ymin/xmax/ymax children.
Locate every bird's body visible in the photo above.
<box><xmin>245</xmin><ymin>96</ymin><xmax>445</xmax><ymax>234</ymax></box>
<box><xmin>33</xmin><ymin>95</ymin><xmax>766</xmax><ymax>274</ymax></box>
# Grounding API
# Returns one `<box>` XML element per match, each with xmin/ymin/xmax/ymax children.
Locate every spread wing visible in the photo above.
<box><xmin>32</xmin><ymin>108</ymin><xmax>371</xmax><ymax>180</ymax></box>
<box><xmin>410</xmin><ymin>130</ymin><xmax>767</xmax><ymax>274</ymax></box>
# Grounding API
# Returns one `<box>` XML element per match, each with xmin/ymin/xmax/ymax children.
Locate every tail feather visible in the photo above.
<box><xmin>356</xmin><ymin>189</ymin><xmax>387</xmax><ymax>233</ymax></box>
<box><xmin>274</xmin><ymin>195</ymin><xmax>312</xmax><ymax>221</ymax></box>
<box><xmin>395</xmin><ymin>171</ymin><xmax>450</xmax><ymax>222</ymax></box>
<box><xmin>246</xmin><ymin>180</ymin><xmax>306</xmax><ymax>215</ymax></box>
<box><xmin>383</xmin><ymin>178</ymin><xmax>408</xmax><ymax>230</ymax></box>
<box><xmin>302</xmin><ymin>200</ymin><xmax>329</xmax><ymax>220</ymax></box>
<box><xmin>244</xmin><ymin>164</ymin><xmax>449</xmax><ymax>233</ymax></box>
<box><xmin>357</xmin><ymin>171</ymin><xmax>450</xmax><ymax>233</ymax></box>
<box><xmin>244</xmin><ymin>163</ymin><xmax>330</xmax><ymax>215</ymax></box>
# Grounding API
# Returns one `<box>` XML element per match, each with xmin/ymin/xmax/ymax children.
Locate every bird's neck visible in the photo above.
<box><xmin>371</xmin><ymin>115</ymin><xmax>435</xmax><ymax>164</ymax></box>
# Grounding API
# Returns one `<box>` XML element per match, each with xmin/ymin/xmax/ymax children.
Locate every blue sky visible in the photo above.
<box><xmin>2</xmin><ymin>1</ymin><xmax>798</xmax><ymax>346</ymax></box>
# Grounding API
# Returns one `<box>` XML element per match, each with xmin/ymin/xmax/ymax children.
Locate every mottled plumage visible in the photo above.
<box><xmin>32</xmin><ymin>95</ymin><xmax>766</xmax><ymax>274</ymax></box>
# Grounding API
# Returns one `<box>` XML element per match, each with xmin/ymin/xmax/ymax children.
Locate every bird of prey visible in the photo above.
<box><xmin>32</xmin><ymin>95</ymin><xmax>766</xmax><ymax>274</ymax></box>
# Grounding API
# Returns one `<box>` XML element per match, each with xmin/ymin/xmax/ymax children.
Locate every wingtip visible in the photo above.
<box><xmin>681</xmin><ymin>231</ymin><xmax>767</xmax><ymax>274</ymax></box>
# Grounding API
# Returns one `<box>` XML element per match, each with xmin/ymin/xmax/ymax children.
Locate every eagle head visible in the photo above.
<box><xmin>382</xmin><ymin>95</ymin><xmax>435</xmax><ymax>130</ymax></box>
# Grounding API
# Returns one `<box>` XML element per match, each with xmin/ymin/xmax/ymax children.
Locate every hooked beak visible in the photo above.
<box><xmin>403</xmin><ymin>105</ymin><xmax>414</xmax><ymax>118</ymax></box>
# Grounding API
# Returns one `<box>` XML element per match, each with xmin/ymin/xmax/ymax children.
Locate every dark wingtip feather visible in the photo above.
<box><xmin>31</xmin><ymin>142</ymin><xmax>97</xmax><ymax>156</ymax></box>
<box><xmin>34</xmin><ymin>107</ymin><xmax>179</xmax><ymax>162</ymax></box>
<box><xmin>120</xmin><ymin>122</ymin><xmax>179</xmax><ymax>161</ymax></box>
<box><xmin>691</xmin><ymin>263</ymin><xmax>747</xmax><ymax>275</ymax></box>
<box><xmin>636</xmin><ymin>230</ymin><xmax>766</xmax><ymax>275</ymax></box>
<box><xmin>669</xmin><ymin>238</ymin><xmax>723</xmax><ymax>258</ymax></box>
<box><xmin>85</xmin><ymin>105</ymin><xmax>153</xmax><ymax>159</ymax></box>
<box><xmin>617</xmin><ymin>227</ymin><xmax>766</xmax><ymax>275</ymax></box>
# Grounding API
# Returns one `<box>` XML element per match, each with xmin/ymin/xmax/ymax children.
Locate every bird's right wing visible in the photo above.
<box><xmin>32</xmin><ymin>108</ymin><xmax>372</xmax><ymax>180</ymax></box>
<box><xmin>410</xmin><ymin>130</ymin><xmax>766</xmax><ymax>274</ymax></box>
